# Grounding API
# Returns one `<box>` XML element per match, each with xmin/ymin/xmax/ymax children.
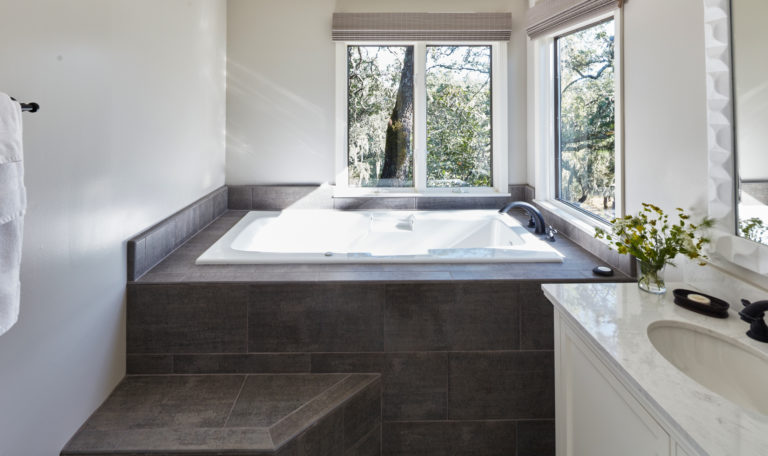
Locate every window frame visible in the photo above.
<box><xmin>530</xmin><ymin>9</ymin><xmax>623</xmax><ymax>228</ymax></box>
<box><xmin>335</xmin><ymin>41</ymin><xmax>509</xmax><ymax>196</ymax></box>
<box><xmin>553</xmin><ymin>17</ymin><xmax>618</xmax><ymax>223</ymax></box>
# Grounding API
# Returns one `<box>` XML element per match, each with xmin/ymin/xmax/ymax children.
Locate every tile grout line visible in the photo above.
<box><xmin>223</xmin><ymin>375</ymin><xmax>248</xmax><ymax>428</ymax></box>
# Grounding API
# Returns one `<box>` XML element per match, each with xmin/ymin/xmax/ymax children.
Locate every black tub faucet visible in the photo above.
<box><xmin>739</xmin><ymin>299</ymin><xmax>768</xmax><ymax>343</ymax></box>
<box><xmin>499</xmin><ymin>201</ymin><xmax>546</xmax><ymax>235</ymax></box>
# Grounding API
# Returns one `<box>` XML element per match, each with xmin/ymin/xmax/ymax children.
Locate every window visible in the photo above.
<box><xmin>348</xmin><ymin>46</ymin><xmax>414</xmax><ymax>187</ymax></box>
<box><xmin>555</xmin><ymin>19</ymin><xmax>616</xmax><ymax>221</ymax></box>
<box><xmin>340</xmin><ymin>43</ymin><xmax>506</xmax><ymax>193</ymax></box>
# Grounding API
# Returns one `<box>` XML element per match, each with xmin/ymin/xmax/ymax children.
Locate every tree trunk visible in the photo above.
<box><xmin>380</xmin><ymin>47</ymin><xmax>414</xmax><ymax>184</ymax></box>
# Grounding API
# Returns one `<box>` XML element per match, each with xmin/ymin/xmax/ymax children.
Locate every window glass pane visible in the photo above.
<box><xmin>348</xmin><ymin>46</ymin><xmax>414</xmax><ymax>187</ymax></box>
<box><xmin>556</xmin><ymin>20</ymin><xmax>616</xmax><ymax>220</ymax></box>
<box><xmin>426</xmin><ymin>46</ymin><xmax>492</xmax><ymax>188</ymax></box>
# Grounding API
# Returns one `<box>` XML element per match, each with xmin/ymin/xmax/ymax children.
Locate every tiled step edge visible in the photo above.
<box><xmin>270</xmin><ymin>374</ymin><xmax>381</xmax><ymax>451</ymax></box>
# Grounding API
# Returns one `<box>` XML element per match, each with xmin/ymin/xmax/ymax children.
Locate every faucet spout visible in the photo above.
<box><xmin>499</xmin><ymin>201</ymin><xmax>547</xmax><ymax>235</ymax></box>
<box><xmin>739</xmin><ymin>299</ymin><xmax>768</xmax><ymax>343</ymax></box>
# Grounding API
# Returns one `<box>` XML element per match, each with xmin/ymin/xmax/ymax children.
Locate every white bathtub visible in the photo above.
<box><xmin>196</xmin><ymin>210</ymin><xmax>564</xmax><ymax>264</ymax></box>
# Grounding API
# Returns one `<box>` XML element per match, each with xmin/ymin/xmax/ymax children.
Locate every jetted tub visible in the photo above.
<box><xmin>196</xmin><ymin>209</ymin><xmax>564</xmax><ymax>264</ymax></box>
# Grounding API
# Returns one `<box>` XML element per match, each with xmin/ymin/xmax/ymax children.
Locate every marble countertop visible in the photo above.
<box><xmin>542</xmin><ymin>282</ymin><xmax>768</xmax><ymax>456</ymax></box>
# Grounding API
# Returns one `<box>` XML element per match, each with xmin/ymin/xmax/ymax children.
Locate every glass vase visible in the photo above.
<box><xmin>637</xmin><ymin>260</ymin><xmax>666</xmax><ymax>294</ymax></box>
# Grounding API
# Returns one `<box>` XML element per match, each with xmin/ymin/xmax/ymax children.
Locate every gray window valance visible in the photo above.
<box><xmin>332</xmin><ymin>13</ymin><xmax>513</xmax><ymax>42</ymax></box>
<box><xmin>526</xmin><ymin>0</ymin><xmax>622</xmax><ymax>39</ymax></box>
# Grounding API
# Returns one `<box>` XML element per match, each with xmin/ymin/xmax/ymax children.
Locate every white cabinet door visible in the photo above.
<box><xmin>675</xmin><ymin>443</ymin><xmax>693</xmax><ymax>456</ymax></box>
<box><xmin>556</xmin><ymin>312</ymin><xmax>671</xmax><ymax>456</ymax></box>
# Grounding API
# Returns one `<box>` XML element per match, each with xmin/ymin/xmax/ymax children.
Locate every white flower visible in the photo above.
<box><xmin>681</xmin><ymin>232</ymin><xmax>697</xmax><ymax>252</ymax></box>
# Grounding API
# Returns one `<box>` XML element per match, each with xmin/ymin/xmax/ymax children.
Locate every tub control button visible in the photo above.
<box><xmin>324</xmin><ymin>252</ymin><xmax>333</xmax><ymax>257</ymax></box>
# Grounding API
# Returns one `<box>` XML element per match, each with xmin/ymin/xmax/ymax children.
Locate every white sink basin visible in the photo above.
<box><xmin>647</xmin><ymin>320</ymin><xmax>768</xmax><ymax>415</ymax></box>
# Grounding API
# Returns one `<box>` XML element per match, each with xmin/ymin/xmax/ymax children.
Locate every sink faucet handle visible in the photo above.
<box><xmin>546</xmin><ymin>225</ymin><xmax>557</xmax><ymax>242</ymax></box>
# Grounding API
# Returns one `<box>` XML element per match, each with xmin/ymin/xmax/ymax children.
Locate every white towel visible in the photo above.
<box><xmin>0</xmin><ymin>93</ymin><xmax>25</xmax><ymax>336</ymax></box>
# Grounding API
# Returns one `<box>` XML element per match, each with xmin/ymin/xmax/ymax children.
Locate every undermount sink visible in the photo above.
<box><xmin>647</xmin><ymin>320</ymin><xmax>768</xmax><ymax>416</ymax></box>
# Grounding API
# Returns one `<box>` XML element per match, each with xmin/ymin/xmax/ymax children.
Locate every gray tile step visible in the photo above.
<box><xmin>61</xmin><ymin>373</ymin><xmax>381</xmax><ymax>456</ymax></box>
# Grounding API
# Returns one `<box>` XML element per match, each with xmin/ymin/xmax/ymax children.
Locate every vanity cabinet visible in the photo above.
<box><xmin>554</xmin><ymin>310</ymin><xmax>700</xmax><ymax>456</ymax></box>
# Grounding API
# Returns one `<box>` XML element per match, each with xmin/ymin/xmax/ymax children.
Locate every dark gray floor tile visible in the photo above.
<box><xmin>269</xmin><ymin>375</ymin><xmax>378</xmax><ymax>448</ymax></box>
<box><xmin>115</xmin><ymin>427</ymin><xmax>273</xmax><ymax>452</ymax></box>
<box><xmin>343</xmin><ymin>379</ymin><xmax>381</xmax><ymax>451</ymax></box>
<box><xmin>84</xmin><ymin>376</ymin><xmax>245</xmax><ymax>431</ymax></box>
<box><xmin>252</xmin><ymin>185</ymin><xmax>324</xmax><ymax>210</ymax></box>
<box><xmin>448</xmin><ymin>351</ymin><xmax>554</xmax><ymax>420</ymax></box>
<box><xmin>227</xmin><ymin>374</ymin><xmax>347</xmax><ymax>428</ymax></box>
<box><xmin>519</xmin><ymin>284</ymin><xmax>554</xmax><ymax>350</ymax></box>
<box><xmin>127</xmin><ymin>238</ymin><xmax>146</xmax><ymax>281</ymax></box>
<box><xmin>228</xmin><ymin>185</ymin><xmax>253</xmax><ymax>210</ymax></box>
<box><xmin>62</xmin><ymin>429</ymin><xmax>120</xmax><ymax>452</ymax></box>
<box><xmin>333</xmin><ymin>197</ymin><xmax>416</xmax><ymax>210</ymax></box>
<box><xmin>174</xmin><ymin>207</ymin><xmax>197</xmax><ymax>246</ymax></box>
<box><xmin>384</xmin><ymin>282</ymin><xmax>520</xmax><ymax>351</ymax></box>
<box><xmin>127</xmin><ymin>284</ymin><xmax>248</xmax><ymax>353</ymax></box>
<box><xmin>126</xmin><ymin>354</ymin><xmax>173</xmax><ymax>374</ymax></box>
<box><xmin>382</xmin><ymin>421</ymin><xmax>452</xmax><ymax>456</ymax></box>
<box><xmin>415</xmin><ymin>196</ymin><xmax>509</xmax><ymax>210</ymax></box>
<box><xmin>448</xmin><ymin>282</ymin><xmax>520</xmax><ymax>350</ymax></box>
<box><xmin>508</xmin><ymin>184</ymin><xmax>526</xmax><ymax>202</ymax></box>
<box><xmin>213</xmin><ymin>187</ymin><xmax>228</xmax><ymax>216</ymax></box>
<box><xmin>296</xmin><ymin>407</ymin><xmax>344</xmax><ymax>456</ymax></box>
<box><xmin>384</xmin><ymin>283</ymin><xmax>453</xmax><ymax>351</ymax></box>
<box><xmin>145</xmin><ymin>220</ymin><xmax>176</xmax><ymax>268</ymax></box>
<box><xmin>311</xmin><ymin>353</ymin><xmax>387</xmax><ymax>374</ymax></box>
<box><xmin>248</xmin><ymin>284</ymin><xmax>385</xmax><ymax>352</ymax></box>
<box><xmin>452</xmin><ymin>420</ymin><xmax>516</xmax><ymax>455</ymax></box>
<box><xmin>383</xmin><ymin>353</ymin><xmax>448</xmax><ymax>421</ymax></box>
<box><xmin>173</xmin><ymin>353</ymin><xmax>310</xmax><ymax>374</ymax></box>
<box><xmin>196</xmin><ymin>196</ymin><xmax>215</xmax><ymax>228</ymax></box>
<box><xmin>517</xmin><ymin>420</ymin><xmax>555</xmax><ymax>456</ymax></box>
<box><xmin>346</xmin><ymin>424</ymin><xmax>381</xmax><ymax>456</ymax></box>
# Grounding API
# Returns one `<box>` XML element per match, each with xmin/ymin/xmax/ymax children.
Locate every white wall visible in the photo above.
<box><xmin>226</xmin><ymin>0</ymin><xmax>529</xmax><ymax>186</ymax></box>
<box><xmin>622</xmin><ymin>0</ymin><xmax>709</xmax><ymax>215</ymax></box>
<box><xmin>0</xmin><ymin>1</ymin><xmax>227</xmax><ymax>454</ymax></box>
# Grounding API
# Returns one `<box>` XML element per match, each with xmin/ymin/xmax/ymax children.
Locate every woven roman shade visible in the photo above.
<box><xmin>332</xmin><ymin>13</ymin><xmax>513</xmax><ymax>41</ymax></box>
<box><xmin>526</xmin><ymin>0</ymin><xmax>622</xmax><ymax>38</ymax></box>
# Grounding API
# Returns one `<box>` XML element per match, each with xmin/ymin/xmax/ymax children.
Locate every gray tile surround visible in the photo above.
<box><xmin>229</xmin><ymin>184</ymin><xmax>517</xmax><ymax>211</ymax></box>
<box><xmin>127</xmin><ymin>186</ymin><xmax>227</xmax><ymax>281</ymax></box>
<box><xmin>119</xmin><ymin>190</ymin><xmax>638</xmax><ymax>456</ymax></box>
<box><xmin>126</xmin><ymin>281</ymin><xmax>599</xmax><ymax>456</ymax></box>
<box><xmin>62</xmin><ymin>374</ymin><xmax>381</xmax><ymax>456</ymax></box>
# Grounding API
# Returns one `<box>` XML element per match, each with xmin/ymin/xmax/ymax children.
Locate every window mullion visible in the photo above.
<box><xmin>413</xmin><ymin>42</ymin><xmax>427</xmax><ymax>192</ymax></box>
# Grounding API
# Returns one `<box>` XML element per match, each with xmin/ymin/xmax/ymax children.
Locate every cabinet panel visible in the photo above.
<box><xmin>675</xmin><ymin>443</ymin><xmax>693</xmax><ymax>456</ymax></box>
<box><xmin>557</xmin><ymin>314</ymin><xmax>670</xmax><ymax>456</ymax></box>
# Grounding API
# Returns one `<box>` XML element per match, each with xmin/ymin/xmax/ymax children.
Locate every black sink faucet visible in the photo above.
<box><xmin>499</xmin><ymin>201</ymin><xmax>546</xmax><ymax>235</ymax></box>
<box><xmin>739</xmin><ymin>299</ymin><xmax>768</xmax><ymax>343</ymax></box>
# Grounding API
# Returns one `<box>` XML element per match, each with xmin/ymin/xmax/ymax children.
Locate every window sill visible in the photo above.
<box><xmin>333</xmin><ymin>190</ymin><xmax>511</xmax><ymax>198</ymax></box>
<box><xmin>534</xmin><ymin>199</ymin><xmax>612</xmax><ymax>243</ymax></box>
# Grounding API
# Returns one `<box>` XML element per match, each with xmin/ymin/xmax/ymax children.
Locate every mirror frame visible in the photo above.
<box><xmin>704</xmin><ymin>0</ymin><xmax>768</xmax><ymax>274</ymax></box>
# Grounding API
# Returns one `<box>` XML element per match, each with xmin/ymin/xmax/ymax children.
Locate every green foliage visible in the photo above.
<box><xmin>426</xmin><ymin>46</ymin><xmax>491</xmax><ymax>188</ymax></box>
<box><xmin>348</xmin><ymin>46</ymin><xmax>413</xmax><ymax>187</ymax></box>
<box><xmin>594</xmin><ymin>203</ymin><xmax>714</xmax><ymax>269</ymax></box>
<box><xmin>740</xmin><ymin>217</ymin><xmax>768</xmax><ymax>244</ymax></box>
<box><xmin>558</xmin><ymin>21</ymin><xmax>616</xmax><ymax>219</ymax></box>
<box><xmin>347</xmin><ymin>45</ymin><xmax>492</xmax><ymax>188</ymax></box>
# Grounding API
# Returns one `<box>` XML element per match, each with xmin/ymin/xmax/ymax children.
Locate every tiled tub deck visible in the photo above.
<box><xmin>118</xmin><ymin>209</ymin><xmax>631</xmax><ymax>456</ymax></box>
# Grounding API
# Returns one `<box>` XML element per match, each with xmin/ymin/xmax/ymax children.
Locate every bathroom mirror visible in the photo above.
<box><xmin>703</xmin><ymin>0</ymin><xmax>768</xmax><ymax>274</ymax></box>
<box><xmin>731</xmin><ymin>0</ymin><xmax>768</xmax><ymax>247</ymax></box>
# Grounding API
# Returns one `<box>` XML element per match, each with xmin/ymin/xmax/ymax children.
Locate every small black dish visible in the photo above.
<box><xmin>672</xmin><ymin>289</ymin><xmax>730</xmax><ymax>318</ymax></box>
<box><xmin>592</xmin><ymin>266</ymin><xmax>614</xmax><ymax>277</ymax></box>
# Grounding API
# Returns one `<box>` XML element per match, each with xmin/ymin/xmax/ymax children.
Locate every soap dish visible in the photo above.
<box><xmin>672</xmin><ymin>289</ymin><xmax>729</xmax><ymax>318</ymax></box>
